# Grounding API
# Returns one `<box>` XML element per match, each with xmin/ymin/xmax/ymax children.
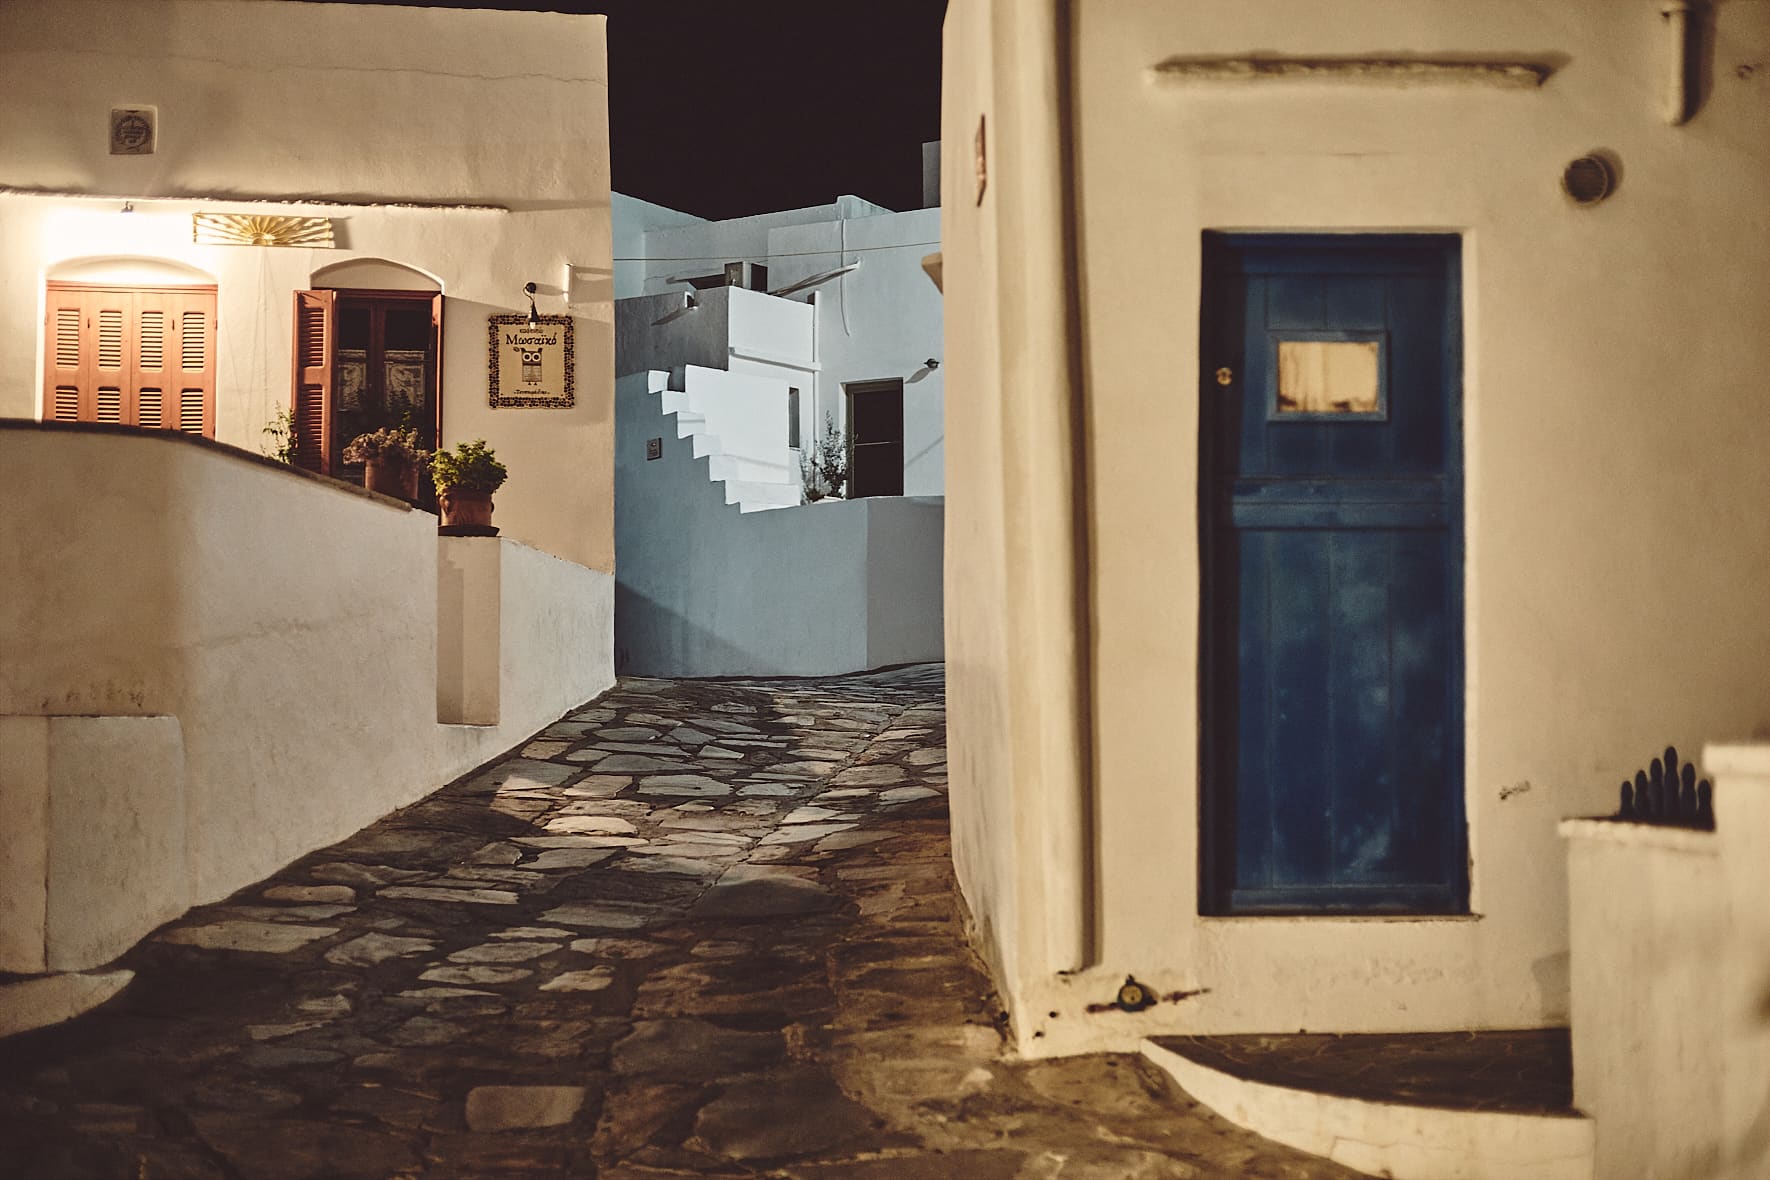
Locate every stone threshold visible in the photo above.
<box><xmin>1142</xmin><ymin>1030</ymin><xmax>1594</xmax><ymax>1180</ymax></box>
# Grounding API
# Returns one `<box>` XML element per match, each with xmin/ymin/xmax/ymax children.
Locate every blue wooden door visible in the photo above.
<box><xmin>1201</xmin><ymin>235</ymin><xmax>1466</xmax><ymax>914</ymax></box>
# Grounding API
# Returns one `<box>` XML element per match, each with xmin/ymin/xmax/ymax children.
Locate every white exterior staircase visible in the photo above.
<box><xmin>644</xmin><ymin>369</ymin><xmax>801</xmax><ymax>513</ymax></box>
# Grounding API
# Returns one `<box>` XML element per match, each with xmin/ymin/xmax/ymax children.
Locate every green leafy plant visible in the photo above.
<box><xmin>261</xmin><ymin>405</ymin><xmax>298</xmax><ymax>465</ymax></box>
<box><xmin>800</xmin><ymin>413</ymin><xmax>848</xmax><ymax>501</ymax></box>
<box><xmin>430</xmin><ymin>438</ymin><xmax>509</xmax><ymax>494</ymax></box>
<box><xmin>343</xmin><ymin>426</ymin><xmax>428</xmax><ymax>468</ymax></box>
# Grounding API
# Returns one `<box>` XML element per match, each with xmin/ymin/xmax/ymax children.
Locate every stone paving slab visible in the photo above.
<box><xmin>0</xmin><ymin>664</ymin><xmax>1361</xmax><ymax>1179</ymax></box>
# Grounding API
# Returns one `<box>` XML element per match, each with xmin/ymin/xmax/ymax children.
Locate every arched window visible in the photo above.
<box><xmin>293</xmin><ymin>261</ymin><xmax>443</xmax><ymax>497</ymax></box>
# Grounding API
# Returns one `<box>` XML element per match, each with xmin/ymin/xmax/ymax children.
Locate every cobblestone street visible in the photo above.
<box><xmin>0</xmin><ymin>666</ymin><xmax>1359</xmax><ymax>1179</ymax></box>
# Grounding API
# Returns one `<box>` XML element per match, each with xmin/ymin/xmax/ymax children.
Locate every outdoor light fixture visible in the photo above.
<box><xmin>121</xmin><ymin>201</ymin><xmax>134</xmax><ymax>214</ymax></box>
<box><xmin>683</xmin><ymin>292</ymin><xmax>697</xmax><ymax>311</ymax></box>
<box><xmin>925</xmin><ymin>358</ymin><xmax>940</xmax><ymax>369</ymax></box>
<box><xmin>524</xmin><ymin>281</ymin><xmax>539</xmax><ymax>327</ymax></box>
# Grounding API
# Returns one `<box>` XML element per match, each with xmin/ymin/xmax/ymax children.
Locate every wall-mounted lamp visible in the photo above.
<box><xmin>683</xmin><ymin>292</ymin><xmax>697</xmax><ymax>311</ymax></box>
<box><xmin>524</xmin><ymin>281</ymin><xmax>539</xmax><ymax>327</ymax></box>
<box><xmin>924</xmin><ymin>357</ymin><xmax>940</xmax><ymax>370</ymax></box>
<box><xmin>121</xmin><ymin>201</ymin><xmax>135</xmax><ymax>214</ymax></box>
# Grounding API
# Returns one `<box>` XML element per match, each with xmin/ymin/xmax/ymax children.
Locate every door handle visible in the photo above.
<box><xmin>1215</xmin><ymin>366</ymin><xmax>1234</xmax><ymax>386</ymax></box>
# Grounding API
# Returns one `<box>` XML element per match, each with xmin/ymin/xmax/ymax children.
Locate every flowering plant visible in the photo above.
<box><xmin>343</xmin><ymin>426</ymin><xmax>428</xmax><ymax>469</ymax></box>
<box><xmin>430</xmin><ymin>439</ymin><xmax>508</xmax><ymax>494</ymax></box>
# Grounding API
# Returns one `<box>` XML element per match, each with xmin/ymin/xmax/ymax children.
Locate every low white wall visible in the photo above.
<box><xmin>1712</xmin><ymin>745</ymin><xmax>1770</xmax><ymax>1180</ymax></box>
<box><xmin>0</xmin><ymin>715</ymin><xmax>187</xmax><ymax>973</ymax></box>
<box><xmin>728</xmin><ymin>286</ymin><xmax>814</xmax><ymax>364</ymax></box>
<box><xmin>0</xmin><ymin>423</ymin><xmax>613</xmax><ymax>974</ymax></box>
<box><xmin>1562</xmin><ymin>819</ymin><xmax>1724</xmax><ymax>1179</ymax></box>
<box><xmin>613</xmin><ymin>373</ymin><xmax>943</xmax><ymax>677</ymax></box>
<box><xmin>1562</xmin><ymin>744</ymin><xmax>1770</xmax><ymax>1180</ymax></box>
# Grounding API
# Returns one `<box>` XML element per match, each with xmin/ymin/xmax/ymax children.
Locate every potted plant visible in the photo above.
<box><xmin>800</xmin><ymin>412</ymin><xmax>848</xmax><ymax>502</ymax></box>
<box><xmin>430</xmin><ymin>438</ymin><xmax>508</xmax><ymax>534</ymax></box>
<box><xmin>343</xmin><ymin>426</ymin><xmax>429</xmax><ymax>501</ymax></box>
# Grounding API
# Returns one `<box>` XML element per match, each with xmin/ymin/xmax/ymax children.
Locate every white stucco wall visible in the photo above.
<box><xmin>1562</xmin><ymin>820</ymin><xmax>1723</xmax><ymax>1179</ymax></box>
<box><xmin>0</xmin><ymin>0</ymin><xmax>602</xmax><ymax>207</ymax></box>
<box><xmin>1710</xmin><ymin>745</ymin><xmax>1770</xmax><ymax>1180</ymax></box>
<box><xmin>612</xmin><ymin>193</ymin><xmax>705</xmax><ymax>303</ymax></box>
<box><xmin>942</xmin><ymin>0</ymin><xmax>1770</xmax><ymax>1056</ymax></box>
<box><xmin>1561</xmin><ymin>745</ymin><xmax>1770</xmax><ymax>1180</ymax></box>
<box><xmin>728</xmin><ymin>286</ymin><xmax>816</xmax><ymax>365</ymax></box>
<box><xmin>613</xmin><ymin>373</ymin><xmax>943</xmax><ymax>677</ymax></box>
<box><xmin>631</xmin><ymin>197</ymin><xmax>894</xmax><ymax>298</ymax></box>
<box><xmin>0</xmin><ymin>425</ymin><xmax>614</xmax><ymax>973</ymax></box>
<box><xmin>0</xmin><ymin>0</ymin><xmax>615</xmax><ymax>572</ymax></box>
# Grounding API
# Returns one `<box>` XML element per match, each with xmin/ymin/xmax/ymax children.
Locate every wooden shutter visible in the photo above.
<box><xmin>42</xmin><ymin>283</ymin><xmax>217</xmax><ymax>437</ymax></box>
<box><xmin>429</xmin><ymin>292</ymin><xmax>445</xmax><ymax>447</ymax></box>
<box><xmin>43</xmin><ymin>286</ymin><xmax>90</xmax><ymax>422</ymax></box>
<box><xmin>173</xmin><ymin>289</ymin><xmax>217</xmax><ymax>435</ymax></box>
<box><xmin>134</xmin><ymin>291</ymin><xmax>169</xmax><ymax>429</ymax></box>
<box><xmin>90</xmin><ymin>288</ymin><xmax>132</xmax><ymax>426</ymax></box>
<box><xmin>291</xmin><ymin>289</ymin><xmax>336</xmax><ymax>473</ymax></box>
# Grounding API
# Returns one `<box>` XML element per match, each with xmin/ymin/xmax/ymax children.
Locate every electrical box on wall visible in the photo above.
<box><xmin>109</xmin><ymin>107</ymin><xmax>156</xmax><ymax>155</ymax></box>
<box><xmin>646</xmin><ymin>437</ymin><xmax>662</xmax><ymax>461</ymax></box>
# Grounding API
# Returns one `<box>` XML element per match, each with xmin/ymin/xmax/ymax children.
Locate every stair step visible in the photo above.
<box><xmin>726</xmin><ymin>480</ymin><xmax>802</xmax><ymax>512</ymax></box>
<box><xmin>1141</xmin><ymin>1031</ymin><xmax>1590</xmax><ymax>1180</ymax></box>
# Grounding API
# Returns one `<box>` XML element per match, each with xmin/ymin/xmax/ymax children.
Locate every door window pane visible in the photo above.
<box><xmin>1277</xmin><ymin>340</ymin><xmax>1380</xmax><ymax>414</ymax></box>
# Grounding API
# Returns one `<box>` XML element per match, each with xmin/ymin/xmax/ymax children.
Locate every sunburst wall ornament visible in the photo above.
<box><xmin>192</xmin><ymin>213</ymin><xmax>335</xmax><ymax>248</ymax></box>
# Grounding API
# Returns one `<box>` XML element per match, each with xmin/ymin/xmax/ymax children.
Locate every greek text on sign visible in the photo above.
<box><xmin>487</xmin><ymin>314</ymin><xmax>575</xmax><ymax>408</ymax></box>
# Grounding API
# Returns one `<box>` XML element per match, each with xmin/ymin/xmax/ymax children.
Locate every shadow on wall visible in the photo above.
<box><xmin>611</xmin><ymin>495</ymin><xmax>945</xmax><ymax>680</ymax></box>
<box><xmin>615</xmin><ymin>584</ymin><xmax>803</xmax><ymax>677</ymax></box>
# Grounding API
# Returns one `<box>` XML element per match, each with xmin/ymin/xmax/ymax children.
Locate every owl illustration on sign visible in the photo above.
<box><xmin>519</xmin><ymin>347</ymin><xmax>543</xmax><ymax>385</ymax></box>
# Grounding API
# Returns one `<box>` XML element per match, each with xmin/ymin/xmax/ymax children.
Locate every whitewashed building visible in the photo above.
<box><xmin>616</xmin><ymin>192</ymin><xmax>945</xmax><ymax>498</ymax></box>
<box><xmin>940</xmin><ymin>1</ymin><xmax>1770</xmax><ymax>1176</ymax></box>
<box><xmin>0</xmin><ymin>0</ymin><xmax>616</xmax><ymax>1028</ymax></box>
<box><xmin>610</xmin><ymin>192</ymin><xmax>945</xmax><ymax>677</ymax></box>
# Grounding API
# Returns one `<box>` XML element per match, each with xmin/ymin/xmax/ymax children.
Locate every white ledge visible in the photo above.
<box><xmin>1703</xmin><ymin>742</ymin><xmax>1770</xmax><ymax>779</ymax></box>
<box><xmin>727</xmin><ymin>345</ymin><xmax>820</xmax><ymax>372</ymax></box>
<box><xmin>1148</xmin><ymin>56</ymin><xmax>1557</xmax><ymax>89</ymax></box>
<box><xmin>1558</xmin><ymin>817</ymin><xmax>1716</xmax><ymax>854</ymax></box>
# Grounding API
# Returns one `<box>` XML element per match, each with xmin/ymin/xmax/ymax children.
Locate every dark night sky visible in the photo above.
<box><xmin>352</xmin><ymin>0</ymin><xmax>947</xmax><ymax>220</ymax></box>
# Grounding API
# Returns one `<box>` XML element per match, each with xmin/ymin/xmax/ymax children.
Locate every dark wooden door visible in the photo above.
<box><xmin>1201</xmin><ymin>234</ymin><xmax>1466</xmax><ymax>914</ymax></box>
<box><xmin>846</xmin><ymin>380</ymin><xmax>904</xmax><ymax>498</ymax></box>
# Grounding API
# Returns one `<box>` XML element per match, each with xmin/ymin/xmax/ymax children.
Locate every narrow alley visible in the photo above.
<box><xmin>0</xmin><ymin>666</ymin><xmax>1357</xmax><ymax>1179</ymax></box>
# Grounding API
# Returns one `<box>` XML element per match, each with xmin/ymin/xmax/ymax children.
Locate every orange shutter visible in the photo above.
<box><xmin>89</xmin><ymin>288</ymin><xmax>132</xmax><ymax>426</ymax></box>
<box><xmin>173</xmin><ymin>289</ymin><xmax>217</xmax><ymax>436</ymax></box>
<box><xmin>291</xmin><ymin>289</ymin><xmax>336</xmax><ymax>473</ymax></box>
<box><xmin>133</xmin><ymin>290</ymin><xmax>169</xmax><ymax>429</ymax></box>
<box><xmin>429</xmin><ymin>292</ymin><xmax>445</xmax><ymax>446</ymax></box>
<box><xmin>42</xmin><ymin>283</ymin><xmax>217</xmax><ymax>437</ymax></box>
<box><xmin>43</xmin><ymin>286</ymin><xmax>90</xmax><ymax>422</ymax></box>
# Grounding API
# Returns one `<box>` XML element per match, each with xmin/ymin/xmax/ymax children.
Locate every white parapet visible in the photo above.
<box><xmin>1708</xmin><ymin>744</ymin><xmax>1770</xmax><ymax>1180</ymax></box>
<box><xmin>1560</xmin><ymin>742</ymin><xmax>1770</xmax><ymax>1180</ymax></box>
<box><xmin>0</xmin><ymin>715</ymin><xmax>188</xmax><ymax>974</ymax></box>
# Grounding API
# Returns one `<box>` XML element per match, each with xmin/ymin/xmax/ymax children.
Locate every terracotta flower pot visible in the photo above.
<box><xmin>364</xmin><ymin>457</ymin><xmax>419</xmax><ymax>501</ymax></box>
<box><xmin>439</xmin><ymin>487</ymin><xmax>496</xmax><ymax>533</ymax></box>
